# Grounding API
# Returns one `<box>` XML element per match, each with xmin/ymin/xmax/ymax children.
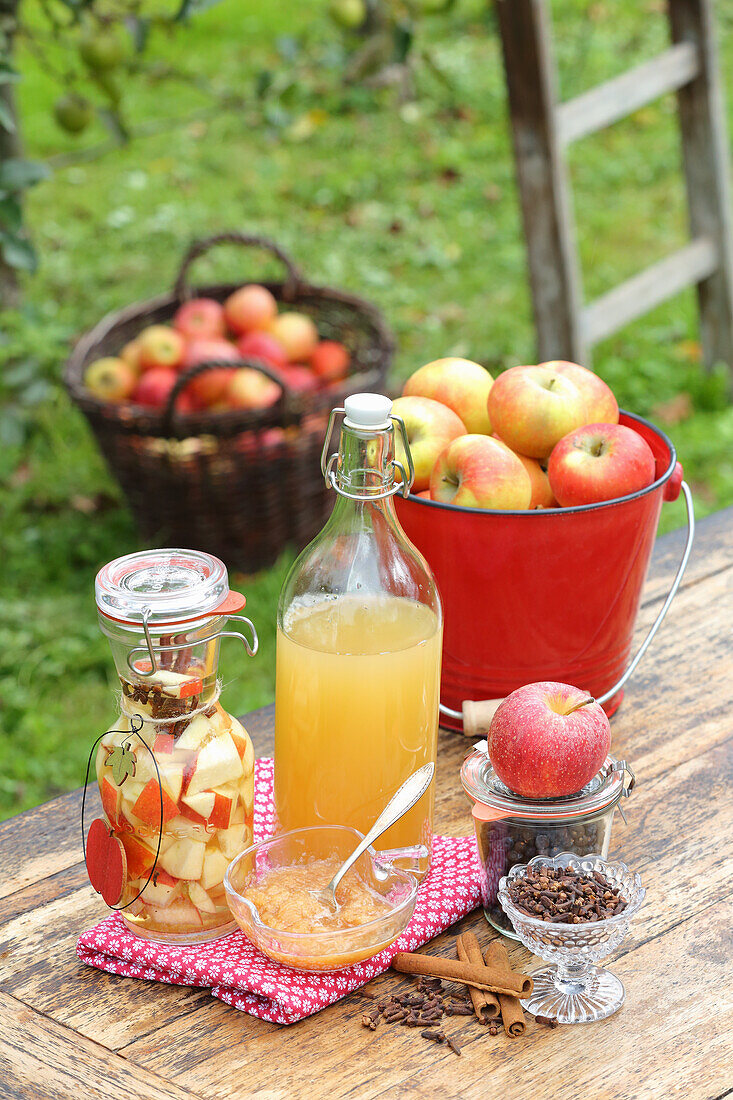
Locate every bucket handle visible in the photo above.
<box><xmin>450</xmin><ymin>478</ymin><xmax>695</xmax><ymax>737</ymax></box>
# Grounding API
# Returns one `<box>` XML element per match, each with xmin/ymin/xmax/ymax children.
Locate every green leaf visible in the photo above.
<box><xmin>0</xmin><ymin>233</ymin><xmax>37</xmax><ymax>273</ymax></box>
<box><xmin>174</xmin><ymin>0</ymin><xmax>223</xmax><ymax>22</ymax></box>
<box><xmin>0</xmin><ymin>159</ymin><xmax>50</xmax><ymax>193</ymax></box>
<box><xmin>0</xmin><ymin>97</ymin><xmax>15</xmax><ymax>133</ymax></box>
<box><xmin>0</xmin><ymin>195</ymin><xmax>22</xmax><ymax>233</ymax></box>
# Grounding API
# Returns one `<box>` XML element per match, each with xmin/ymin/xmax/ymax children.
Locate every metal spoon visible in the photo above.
<box><xmin>319</xmin><ymin>762</ymin><xmax>435</xmax><ymax>913</ymax></box>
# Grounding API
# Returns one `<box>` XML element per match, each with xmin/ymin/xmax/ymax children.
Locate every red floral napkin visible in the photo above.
<box><xmin>77</xmin><ymin>759</ymin><xmax>481</xmax><ymax>1024</ymax></box>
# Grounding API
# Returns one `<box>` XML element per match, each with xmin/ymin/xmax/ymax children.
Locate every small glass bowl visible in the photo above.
<box><xmin>498</xmin><ymin>852</ymin><xmax>645</xmax><ymax>1023</ymax></box>
<box><xmin>224</xmin><ymin>825</ymin><xmax>418</xmax><ymax>972</ymax></box>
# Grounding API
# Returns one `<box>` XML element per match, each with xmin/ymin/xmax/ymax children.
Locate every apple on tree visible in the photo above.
<box><xmin>391</xmin><ymin>395</ymin><xmax>466</xmax><ymax>492</ymax></box>
<box><xmin>404</xmin><ymin>358</ymin><xmax>493</xmax><ymax>435</ymax></box>
<box><xmin>430</xmin><ymin>435</ymin><xmax>532</xmax><ymax>510</ymax></box>
<box><xmin>548</xmin><ymin>422</ymin><xmax>656</xmax><ymax>507</ymax></box>
<box><xmin>487</xmin><ymin>681</ymin><xmax>611</xmax><ymax>799</ymax></box>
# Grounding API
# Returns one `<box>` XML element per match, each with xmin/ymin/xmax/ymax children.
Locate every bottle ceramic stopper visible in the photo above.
<box><xmin>343</xmin><ymin>393</ymin><xmax>393</xmax><ymax>431</ymax></box>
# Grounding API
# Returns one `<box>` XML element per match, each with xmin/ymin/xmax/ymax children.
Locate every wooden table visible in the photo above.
<box><xmin>1</xmin><ymin>508</ymin><xmax>731</xmax><ymax>1100</ymax></box>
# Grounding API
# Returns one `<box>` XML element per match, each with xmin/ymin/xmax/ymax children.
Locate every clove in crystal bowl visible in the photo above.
<box><xmin>498</xmin><ymin>852</ymin><xmax>645</xmax><ymax>1024</ymax></box>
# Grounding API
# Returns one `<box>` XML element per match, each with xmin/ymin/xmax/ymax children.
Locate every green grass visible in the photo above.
<box><xmin>2</xmin><ymin>0</ymin><xmax>732</xmax><ymax>818</ymax></box>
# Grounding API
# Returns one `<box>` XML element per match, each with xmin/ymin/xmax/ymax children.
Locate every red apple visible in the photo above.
<box><xmin>84</xmin><ymin>356</ymin><xmax>137</xmax><ymax>401</ymax></box>
<box><xmin>236</xmin><ymin>329</ymin><xmax>288</xmax><ymax>369</ymax></box>
<box><xmin>131</xmin><ymin>368</ymin><xmax>192</xmax><ymax>412</ymax></box>
<box><xmin>404</xmin><ymin>358</ymin><xmax>494</xmax><ymax>435</ymax></box>
<box><xmin>181</xmin><ymin>337</ymin><xmax>240</xmax><ymax>370</ymax></box>
<box><xmin>391</xmin><ymin>395</ymin><xmax>466</xmax><ymax>492</ymax></box>
<box><xmin>279</xmin><ymin>364</ymin><xmax>319</xmax><ymax>394</ymax></box>
<box><xmin>181</xmin><ymin>338</ymin><xmax>240</xmax><ymax>408</ymax></box>
<box><xmin>487</xmin><ymin>681</ymin><xmax>611</xmax><ymax>798</ymax></box>
<box><xmin>430</xmin><ymin>435</ymin><xmax>532</xmax><ymax>509</ymax></box>
<box><xmin>545</xmin><ymin>360</ymin><xmax>619</xmax><ymax>425</ymax></box>
<box><xmin>137</xmin><ymin>325</ymin><xmax>185</xmax><ymax>372</ymax></box>
<box><xmin>224</xmin><ymin>284</ymin><xmax>278</xmax><ymax>334</ymax></box>
<box><xmin>488</xmin><ymin>364</ymin><xmax>588</xmax><ymax>460</ymax></box>
<box><xmin>173</xmin><ymin>298</ymin><xmax>226</xmax><ymax>341</ymax></box>
<box><xmin>548</xmin><ymin>422</ymin><xmax>656</xmax><ymax>507</ymax></box>
<box><xmin>310</xmin><ymin>340</ymin><xmax>351</xmax><ymax>382</ymax></box>
<box><xmin>225</xmin><ymin>368</ymin><xmax>282</xmax><ymax>410</ymax></box>
<box><xmin>131</xmin><ymin>778</ymin><xmax>180</xmax><ymax>828</ymax></box>
<box><xmin>268</xmin><ymin>311</ymin><xmax>319</xmax><ymax>362</ymax></box>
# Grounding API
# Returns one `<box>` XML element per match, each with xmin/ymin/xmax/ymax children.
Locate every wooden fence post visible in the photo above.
<box><xmin>669</xmin><ymin>0</ymin><xmax>733</xmax><ymax>372</ymax></box>
<box><xmin>495</xmin><ymin>0</ymin><xmax>586</xmax><ymax>365</ymax></box>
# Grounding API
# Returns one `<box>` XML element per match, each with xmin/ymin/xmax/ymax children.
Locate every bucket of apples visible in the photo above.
<box><xmin>393</xmin><ymin>358</ymin><xmax>693</xmax><ymax>730</ymax></box>
<box><xmin>64</xmin><ymin>232</ymin><xmax>393</xmax><ymax>573</ymax></box>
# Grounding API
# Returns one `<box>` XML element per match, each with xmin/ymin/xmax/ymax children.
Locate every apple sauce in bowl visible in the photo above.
<box><xmin>225</xmin><ymin>826</ymin><xmax>417</xmax><ymax>971</ymax></box>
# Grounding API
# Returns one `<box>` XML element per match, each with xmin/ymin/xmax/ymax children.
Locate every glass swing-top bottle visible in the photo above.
<box><xmin>274</xmin><ymin>394</ymin><xmax>443</xmax><ymax>878</ymax></box>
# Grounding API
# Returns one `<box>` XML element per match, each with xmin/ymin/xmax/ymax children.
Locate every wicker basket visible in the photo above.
<box><xmin>64</xmin><ymin>232</ymin><xmax>393</xmax><ymax>573</ymax></box>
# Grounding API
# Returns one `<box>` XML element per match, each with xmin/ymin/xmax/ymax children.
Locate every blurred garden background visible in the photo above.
<box><xmin>1</xmin><ymin>0</ymin><xmax>732</xmax><ymax>819</ymax></box>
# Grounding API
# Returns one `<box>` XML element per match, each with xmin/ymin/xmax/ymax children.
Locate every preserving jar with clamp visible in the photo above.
<box><xmin>85</xmin><ymin>549</ymin><xmax>258</xmax><ymax>943</ymax></box>
<box><xmin>461</xmin><ymin>742</ymin><xmax>635</xmax><ymax>938</ymax></box>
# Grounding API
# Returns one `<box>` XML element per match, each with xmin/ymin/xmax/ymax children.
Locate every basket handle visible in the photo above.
<box><xmin>161</xmin><ymin>356</ymin><xmax>298</xmax><ymax>434</ymax></box>
<box><xmin>173</xmin><ymin>232</ymin><xmax>303</xmax><ymax>302</ymax></box>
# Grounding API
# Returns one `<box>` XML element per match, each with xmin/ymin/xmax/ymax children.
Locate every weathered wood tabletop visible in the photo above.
<box><xmin>1</xmin><ymin>507</ymin><xmax>731</xmax><ymax>1100</ymax></box>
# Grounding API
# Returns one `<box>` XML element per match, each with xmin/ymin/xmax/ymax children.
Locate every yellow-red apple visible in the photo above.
<box><xmin>84</xmin><ymin>356</ymin><xmax>137</xmax><ymax>401</ymax></box>
<box><xmin>268</xmin><ymin>311</ymin><xmax>319</xmax><ymax>362</ymax></box>
<box><xmin>544</xmin><ymin>360</ymin><xmax>619</xmax><ymax>424</ymax></box>
<box><xmin>404</xmin><ymin>357</ymin><xmax>493</xmax><ymax>434</ymax></box>
<box><xmin>429</xmin><ymin>434</ymin><xmax>532</xmax><ymax>509</ymax></box>
<box><xmin>224</xmin><ymin>284</ymin><xmax>277</xmax><ymax>334</ymax></box>
<box><xmin>225</xmin><ymin>368</ymin><xmax>282</xmax><ymax>410</ymax></box>
<box><xmin>488</xmin><ymin>364</ymin><xmax>587</xmax><ymax>459</ymax></box>
<box><xmin>137</xmin><ymin>325</ymin><xmax>185</xmax><ymax>372</ymax></box>
<box><xmin>488</xmin><ymin>681</ymin><xmax>611</xmax><ymax>798</ymax></box>
<box><xmin>310</xmin><ymin>340</ymin><xmax>350</xmax><ymax>382</ymax></box>
<box><xmin>492</xmin><ymin>433</ymin><xmax>557</xmax><ymax>508</ymax></box>
<box><xmin>391</xmin><ymin>395</ymin><xmax>466</xmax><ymax>492</ymax></box>
<box><xmin>548</xmin><ymin>422</ymin><xmax>656</xmax><ymax>507</ymax></box>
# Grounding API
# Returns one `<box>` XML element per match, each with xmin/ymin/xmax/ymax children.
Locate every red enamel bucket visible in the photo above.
<box><xmin>396</xmin><ymin>411</ymin><xmax>694</xmax><ymax>731</ymax></box>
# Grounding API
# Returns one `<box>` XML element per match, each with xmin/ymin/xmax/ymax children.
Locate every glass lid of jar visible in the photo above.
<box><xmin>95</xmin><ymin>549</ymin><xmax>244</xmax><ymax>627</ymax></box>
<box><xmin>461</xmin><ymin>743</ymin><xmax>634</xmax><ymax>820</ymax></box>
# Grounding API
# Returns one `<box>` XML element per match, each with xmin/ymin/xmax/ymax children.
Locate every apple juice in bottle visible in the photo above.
<box><xmin>274</xmin><ymin>394</ymin><xmax>443</xmax><ymax>878</ymax></box>
<box><xmin>92</xmin><ymin>550</ymin><xmax>257</xmax><ymax>943</ymax></box>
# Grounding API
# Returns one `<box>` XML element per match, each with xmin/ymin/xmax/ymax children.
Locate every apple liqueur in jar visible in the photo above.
<box><xmin>92</xmin><ymin>549</ymin><xmax>258</xmax><ymax>943</ymax></box>
<box><xmin>461</xmin><ymin>744</ymin><xmax>635</xmax><ymax>938</ymax></box>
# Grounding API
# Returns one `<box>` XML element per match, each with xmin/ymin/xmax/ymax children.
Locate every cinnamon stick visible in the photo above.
<box><xmin>485</xmin><ymin>940</ymin><xmax>526</xmax><ymax>1038</ymax></box>
<box><xmin>456</xmin><ymin>933</ymin><xmax>500</xmax><ymax>1022</ymax></box>
<box><xmin>391</xmin><ymin>952</ymin><xmax>533</xmax><ymax>997</ymax></box>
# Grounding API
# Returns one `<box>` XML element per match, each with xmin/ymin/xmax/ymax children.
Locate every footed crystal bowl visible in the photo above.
<box><xmin>498</xmin><ymin>852</ymin><xmax>645</xmax><ymax>1024</ymax></box>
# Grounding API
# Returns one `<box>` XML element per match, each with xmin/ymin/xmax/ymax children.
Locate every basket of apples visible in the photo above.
<box><xmin>64</xmin><ymin>232</ymin><xmax>393</xmax><ymax>573</ymax></box>
<box><xmin>392</xmin><ymin>358</ymin><xmax>693</xmax><ymax>731</ymax></box>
